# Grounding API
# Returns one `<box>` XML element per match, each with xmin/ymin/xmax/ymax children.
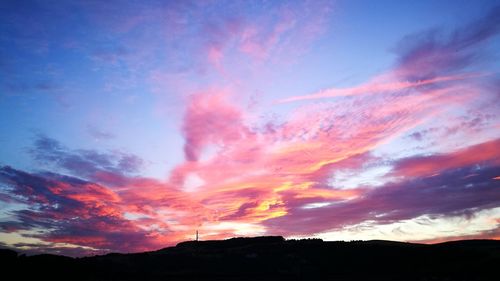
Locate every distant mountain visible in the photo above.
<box><xmin>2</xmin><ymin>236</ymin><xmax>499</xmax><ymax>280</ymax></box>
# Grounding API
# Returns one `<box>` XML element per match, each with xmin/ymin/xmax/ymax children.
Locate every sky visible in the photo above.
<box><xmin>0</xmin><ymin>0</ymin><xmax>499</xmax><ymax>257</ymax></box>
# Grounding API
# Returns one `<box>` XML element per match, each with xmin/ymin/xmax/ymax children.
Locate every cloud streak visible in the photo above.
<box><xmin>277</xmin><ymin>73</ymin><xmax>483</xmax><ymax>103</ymax></box>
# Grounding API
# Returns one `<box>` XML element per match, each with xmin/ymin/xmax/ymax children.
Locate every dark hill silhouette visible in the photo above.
<box><xmin>1</xmin><ymin>236</ymin><xmax>499</xmax><ymax>280</ymax></box>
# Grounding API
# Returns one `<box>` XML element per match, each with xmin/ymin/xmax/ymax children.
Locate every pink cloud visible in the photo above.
<box><xmin>181</xmin><ymin>90</ymin><xmax>251</xmax><ymax>162</ymax></box>
<box><xmin>198</xmin><ymin>0</ymin><xmax>334</xmax><ymax>73</ymax></box>
<box><xmin>163</xmin><ymin>74</ymin><xmax>485</xmax><ymax>235</ymax></box>
<box><xmin>277</xmin><ymin>73</ymin><xmax>482</xmax><ymax>103</ymax></box>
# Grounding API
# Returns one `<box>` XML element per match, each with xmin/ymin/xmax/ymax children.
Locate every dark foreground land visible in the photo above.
<box><xmin>1</xmin><ymin>236</ymin><xmax>499</xmax><ymax>280</ymax></box>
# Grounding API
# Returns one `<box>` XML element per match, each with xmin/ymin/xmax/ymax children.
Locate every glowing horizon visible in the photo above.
<box><xmin>0</xmin><ymin>0</ymin><xmax>499</xmax><ymax>257</ymax></box>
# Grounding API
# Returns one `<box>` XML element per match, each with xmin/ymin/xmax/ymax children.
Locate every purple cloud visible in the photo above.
<box><xmin>394</xmin><ymin>6</ymin><xmax>500</xmax><ymax>82</ymax></box>
<box><xmin>29</xmin><ymin>135</ymin><xmax>142</xmax><ymax>186</ymax></box>
<box><xmin>0</xmin><ymin>166</ymin><xmax>168</xmax><ymax>254</ymax></box>
<box><xmin>265</xmin><ymin>141</ymin><xmax>500</xmax><ymax>235</ymax></box>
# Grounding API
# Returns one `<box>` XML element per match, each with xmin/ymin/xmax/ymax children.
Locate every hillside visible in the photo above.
<box><xmin>1</xmin><ymin>236</ymin><xmax>499</xmax><ymax>280</ymax></box>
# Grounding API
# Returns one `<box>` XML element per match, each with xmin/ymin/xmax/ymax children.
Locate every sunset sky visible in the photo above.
<box><xmin>0</xmin><ymin>0</ymin><xmax>499</xmax><ymax>256</ymax></box>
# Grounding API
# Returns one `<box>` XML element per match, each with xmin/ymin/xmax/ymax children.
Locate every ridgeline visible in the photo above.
<box><xmin>1</xmin><ymin>236</ymin><xmax>498</xmax><ymax>280</ymax></box>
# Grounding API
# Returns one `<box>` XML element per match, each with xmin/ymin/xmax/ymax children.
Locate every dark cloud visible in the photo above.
<box><xmin>86</xmin><ymin>125</ymin><xmax>115</xmax><ymax>140</ymax></box>
<box><xmin>0</xmin><ymin>166</ymin><xmax>164</xmax><ymax>254</ymax></box>
<box><xmin>265</xmin><ymin>155</ymin><xmax>500</xmax><ymax>235</ymax></box>
<box><xmin>30</xmin><ymin>135</ymin><xmax>142</xmax><ymax>186</ymax></box>
<box><xmin>407</xmin><ymin>127</ymin><xmax>440</xmax><ymax>142</ymax></box>
<box><xmin>394</xmin><ymin>6</ymin><xmax>500</xmax><ymax>82</ymax></box>
<box><xmin>390</xmin><ymin>138</ymin><xmax>500</xmax><ymax>178</ymax></box>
